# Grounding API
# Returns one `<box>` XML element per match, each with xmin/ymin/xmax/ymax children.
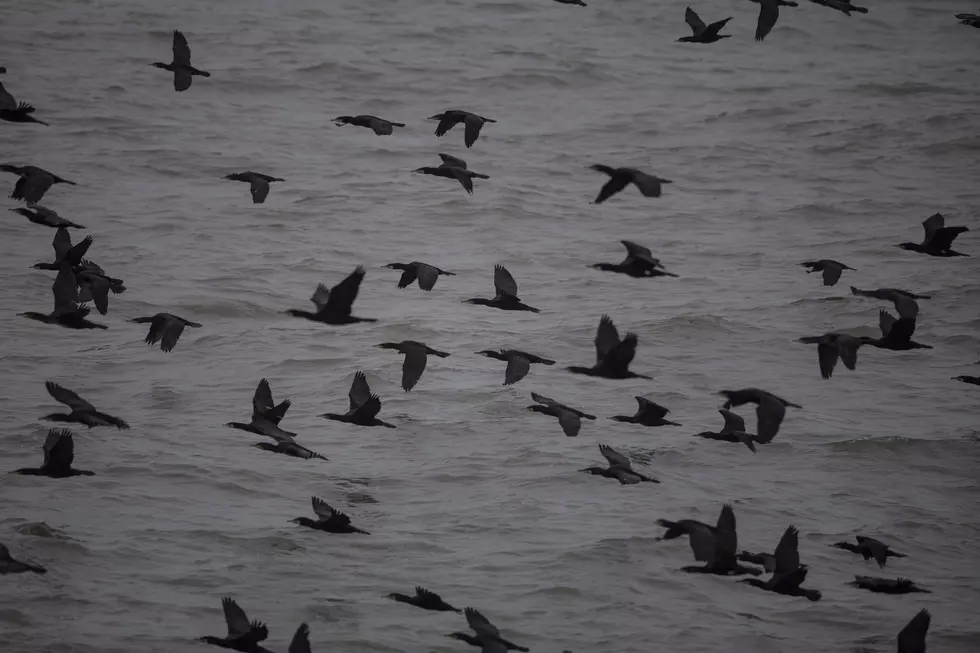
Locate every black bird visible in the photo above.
<box><xmin>751</xmin><ymin>0</ymin><xmax>799</xmax><ymax>41</ymax></box>
<box><xmin>385</xmin><ymin>261</ymin><xmax>455</xmax><ymax>290</ymax></box>
<box><xmin>291</xmin><ymin>496</ymin><xmax>369</xmax><ymax>534</ymax></box>
<box><xmin>0</xmin><ymin>543</ymin><xmax>46</xmax><ymax>575</ymax></box>
<box><xmin>737</xmin><ymin>550</ymin><xmax>777</xmax><ymax>573</ymax></box>
<box><xmin>850</xmin><ymin>576</ymin><xmax>930</xmax><ymax>595</ymax></box>
<box><xmin>130</xmin><ymin>313</ymin><xmax>202</xmax><ymax>352</ymax></box>
<box><xmin>0</xmin><ymin>81</ymin><xmax>48</xmax><ymax>125</ymax></box>
<box><xmin>413</xmin><ymin>153</ymin><xmax>490</xmax><ymax>195</ymax></box>
<box><xmin>953</xmin><ymin>375</ymin><xmax>980</xmax><ymax>386</ymax></box>
<box><xmin>591</xmin><ymin>240</ymin><xmax>678</xmax><ymax>278</ymax></box>
<box><xmin>657</xmin><ymin>516</ymin><xmax>714</xmax><ymax>541</ymax></box>
<box><xmin>695</xmin><ymin>409</ymin><xmax>757</xmax><ymax>453</ymax></box>
<box><xmin>528</xmin><ymin>392</ymin><xmax>596</xmax><ymax>437</ymax></box>
<box><xmin>76</xmin><ymin>265</ymin><xmax>125</xmax><ymax>315</ymax></box>
<box><xmin>567</xmin><ymin>315</ymin><xmax>651</xmax><ymax>380</ymax></box>
<box><xmin>151</xmin><ymin>30</ymin><xmax>210</xmax><ymax>92</ymax></box>
<box><xmin>864</xmin><ymin>310</ymin><xmax>932</xmax><ymax>351</ymax></box>
<box><xmin>199</xmin><ymin>597</ymin><xmax>273</xmax><ymax>652</ymax></box>
<box><xmin>0</xmin><ymin>164</ymin><xmax>76</xmax><ymax>205</ymax></box>
<box><xmin>464</xmin><ymin>265</ymin><xmax>539</xmax><ymax>312</ymax></box>
<box><xmin>11</xmin><ymin>429</ymin><xmax>94</xmax><ymax>478</ymax></box>
<box><xmin>0</xmin><ymin>67</ymin><xmax>5</xmax><ymax>73</ymax></box>
<box><xmin>428</xmin><ymin>110</ymin><xmax>496</xmax><ymax>147</ymax></box>
<box><xmin>799</xmin><ymin>259</ymin><xmax>855</xmax><ymax>286</ymax></box>
<box><xmin>376</xmin><ymin>340</ymin><xmax>450</xmax><ymax>391</ymax></box>
<box><xmin>286</xmin><ymin>624</ymin><xmax>312</xmax><ymax>653</ymax></box>
<box><xmin>10</xmin><ymin>206</ymin><xmax>84</xmax><ymax>229</ymax></box>
<box><xmin>581</xmin><ymin>443</ymin><xmax>660</xmax><ymax>484</ymax></box>
<box><xmin>387</xmin><ymin>586</ymin><xmax>461</xmax><ymax>613</ymax></box>
<box><xmin>19</xmin><ymin>265</ymin><xmax>107</xmax><ymax>330</ymax></box>
<box><xmin>678</xmin><ymin>7</ymin><xmax>733</xmax><ymax>43</ymax></box>
<box><xmin>797</xmin><ymin>332</ymin><xmax>866</xmax><ymax>379</ymax></box>
<box><xmin>42</xmin><ymin>381</ymin><xmax>130</xmax><ymax>429</ymax></box>
<box><xmin>898</xmin><ymin>609</ymin><xmax>930</xmax><ymax>653</ymax></box>
<box><xmin>477</xmin><ymin>349</ymin><xmax>555</xmax><ymax>385</ymax></box>
<box><xmin>738</xmin><ymin>525</ymin><xmax>822</xmax><ymax>601</ymax></box>
<box><xmin>334</xmin><ymin>115</ymin><xmax>405</xmax><ymax>135</ymax></box>
<box><xmin>719</xmin><ymin>388</ymin><xmax>800</xmax><ymax>444</ymax></box>
<box><xmin>957</xmin><ymin>12</ymin><xmax>980</xmax><ymax>27</ymax></box>
<box><xmin>590</xmin><ymin>164</ymin><xmax>671</xmax><ymax>204</ymax></box>
<box><xmin>554</xmin><ymin>0</ymin><xmax>587</xmax><ymax>4</ymax></box>
<box><xmin>667</xmin><ymin>505</ymin><xmax>762</xmax><ymax>576</ymax></box>
<box><xmin>448</xmin><ymin>607</ymin><xmax>529</xmax><ymax>652</ymax></box>
<box><xmin>32</xmin><ymin>228</ymin><xmax>93</xmax><ymax>271</ymax></box>
<box><xmin>251</xmin><ymin>436</ymin><xmax>327</xmax><ymax>462</ymax></box>
<box><xmin>897</xmin><ymin>213</ymin><xmax>970</xmax><ymax>257</ymax></box>
<box><xmin>809</xmin><ymin>0</ymin><xmax>868</xmax><ymax>14</ymax></box>
<box><xmin>320</xmin><ymin>371</ymin><xmax>395</xmax><ymax>428</ymax></box>
<box><xmin>612</xmin><ymin>396</ymin><xmax>681</xmax><ymax>427</ymax></box>
<box><xmin>223</xmin><ymin>172</ymin><xmax>284</xmax><ymax>204</ymax></box>
<box><xmin>832</xmin><ymin>536</ymin><xmax>906</xmax><ymax>568</ymax></box>
<box><xmin>850</xmin><ymin>286</ymin><xmax>927</xmax><ymax>319</ymax></box>
<box><xmin>226</xmin><ymin>378</ymin><xmax>298</xmax><ymax>440</ymax></box>
<box><xmin>286</xmin><ymin>266</ymin><xmax>377</xmax><ymax>324</ymax></box>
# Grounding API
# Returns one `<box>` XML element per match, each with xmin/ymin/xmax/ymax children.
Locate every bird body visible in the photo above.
<box><xmin>954</xmin><ymin>375</ymin><xmax>980</xmax><ymax>386</ymax></box>
<box><xmin>590</xmin><ymin>164</ymin><xmax>671</xmax><ymax>203</ymax></box>
<box><xmin>798</xmin><ymin>332</ymin><xmax>866</xmax><ymax>379</ymax></box>
<box><xmin>465</xmin><ymin>265</ymin><xmax>539</xmax><ymax>312</ymax></box>
<box><xmin>678</xmin><ymin>7</ymin><xmax>733</xmax><ymax>43</ymax></box>
<box><xmin>287</xmin><ymin>266</ymin><xmax>376</xmax><ymax>324</ymax></box>
<box><xmin>612</xmin><ymin>396</ymin><xmax>681</xmax><ymax>427</ymax></box>
<box><xmin>292</xmin><ymin>496</ymin><xmax>369</xmax><ymax>534</ymax></box>
<box><xmin>809</xmin><ymin>0</ymin><xmax>868</xmax><ymax>14</ymax></box>
<box><xmin>663</xmin><ymin>504</ymin><xmax>762</xmax><ymax>576</ymax></box>
<box><xmin>477</xmin><ymin>349</ymin><xmax>554</xmax><ymax>385</ymax></box>
<box><xmin>130</xmin><ymin>313</ymin><xmax>201</xmax><ymax>352</ymax></box>
<box><xmin>376</xmin><ymin>340</ymin><xmax>450</xmax><ymax>391</ymax></box>
<box><xmin>42</xmin><ymin>381</ymin><xmax>129</xmax><ymax>429</ymax></box>
<box><xmin>0</xmin><ymin>81</ymin><xmax>48</xmax><ymax>125</ymax></box>
<box><xmin>151</xmin><ymin>30</ymin><xmax>210</xmax><ymax>91</ymax></box>
<box><xmin>719</xmin><ymin>388</ymin><xmax>799</xmax><ymax>444</ymax></box>
<box><xmin>567</xmin><ymin>315</ymin><xmax>650</xmax><ymax>379</ymax></box>
<box><xmin>386</xmin><ymin>261</ymin><xmax>455</xmax><ymax>290</ymax></box>
<box><xmin>591</xmin><ymin>240</ymin><xmax>678</xmax><ymax>278</ymax></box>
<box><xmin>223</xmin><ymin>171</ymin><xmax>284</xmax><ymax>204</ymax></box>
<box><xmin>20</xmin><ymin>264</ymin><xmax>108</xmax><ymax>330</ymax></box>
<box><xmin>897</xmin><ymin>213</ymin><xmax>969</xmax><ymax>257</ymax></box>
<box><xmin>864</xmin><ymin>310</ymin><xmax>932</xmax><ymax>351</ymax></box>
<box><xmin>528</xmin><ymin>392</ymin><xmax>596</xmax><ymax>437</ymax></box>
<box><xmin>414</xmin><ymin>154</ymin><xmax>489</xmax><ymax>194</ymax></box>
<box><xmin>320</xmin><ymin>371</ymin><xmax>395</xmax><ymax>428</ymax></box>
<box><xmin>958</xmin><ymin>12</ymin><xmax>980</xmax><ymax>27</ymax></box>
<box><xmin>11</xmin><ymin>429</ymin><xmax>94</xmax><ymax>477</ymax></box>
<box><xmin>334</xmin><ymin>114</ymin><xmax>405</xmax><ymax>135</ymax></box>
<box><xmin>1</xmin><ymin>164</ymin><xmax>76</xmax><ymax>205</ymax></box>
<box><xmin>428</xmin><ymin>110</ymin><xmax>495</xmax><ymax>147</ymax></box>
<box><xmin>582</xmin><ymin>443</ymin><xmax>659</xmax><ymax>484</ymax></box>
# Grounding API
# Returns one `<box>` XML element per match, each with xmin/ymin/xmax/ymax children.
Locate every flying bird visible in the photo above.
<box><xmin>864</xmin><ymin>310</ymin><xmax>932</xmax><ymax>351</ymax></box>
<box><xmin>678</xmin><ymin>7</ymin><xmax>733</xmax><ymax>43</ymax></box>
<box><xmin>32</xmin><ymin>228</ymin><xmax>93</xmax><ymax>271</ymax></box>
<box><xmin>388</xmin><ymin>586</ymin><xmax>461</xmax><ymax>613</ymax></box>
<box><xmin>130</xmin><ymin>313</ymin><xmax>202</xmax><ymax>352</ymax></box>
<box><xmin>477</xmin><ymin>349</ymin><xmax>555</xmax><ymax>385</ymax></box>
<box><xmin>151</xmin><ymin>30</ymin><xmax>211</xmax><ymax>92</ymax></box>
<box><xmin>849</xmin><ymin>576</ymin><xmax>930</xmax><ymax>595</ymax></box>
<box><xmin>611</xmin><ymin>397</ymin><xmax>681</xmax><ymax>427</ymax></box>
<box><xmin>199</xmin><ymin>597</ymin><xmax>273</xmax><ymax>652</ymax></box>
<box><xmin>334</xmin><ymin>114</ymin><xmax>405</xmax><ymax>135</ymax></box>
<box><xmin>809</xmin><ymin>0</ymin><xmax>868</xmax><ymax>14</ymax></box>
<box><xmin>751</xmin><ymin>0</ymin><xmax>799</xmax><ymax>41</ymax></box>
<box><xmin>897</xmin><ymin>213</ymin><xmax>970</xmax><ymax>257</ymax></box>
<box><xmin>527</xmin><ymin>392</ymin><xmax>596</xmax><ymax>437</ymax></box>
<box><xmin>0</xmin><ymin>164</ymin><xmax>76</xmax><ymax>205</ymax></box>
<box><xmin>797</xmin><ymin>332</ymin><xmax>866</xmax><ymax>379</ymax></box>
<box><xmin>799</xmin><ymin>259</ymin><xmax>855</xmax><ymax>286</ymax></box>
<box><xmin>591</xmin><ymin>240</ymin><xmax>678</xmax><ymax>278</ymax></box>
<box><xmin>375</xmin><ymin>340</ymin><xmax>450</xmax><ymax>391</ymax></box>
<box><xmin>428</xmin><ymin>110</ymin><xmax>496</xmax><ymax>147</ymax></box>
<box><xmin>0</xmin><ymin>543</ymin><xmax>47</xmax><ymax>575</ymax></box>
<box><xmin>464</xmin><ymin>265</ymin><xmax>539</xmax><ymax>312</ymax></box>
<box><xmin>385</xmin><ymin>261</ymin><xmax>455</xmax><ymax>291</ymax></box>
<box><xmin>223</xmin><ymin>172</ymin><xmax>284</xmax><ymax>204</ymax></box>
<box><xmin>42</xmin><ymin>381</ymin><xmax>130</xmax><ymax>429</ymax></box>
<box><xmin>286</xmin><ymin>266</ymin><xmax>377</xmax><ymax>324</ymax></box>
<box><xmin>11</xmin><ymin>429</ymin><xmax>94</xmax><ymax>478</ymax></box>
<box><xmin>413</xmin><ymin>153</ymin><xmax>489</xmax><ymax>195</ymax></box>
<box><xmin>897</xmin><ymin>609</ymin><xmax>930</xmax><ymax>653</ymax></box>
<box><xmin>590</xmin><ymin>165</ymin><xmax>671</xmax><ymax>204</ymax></box>
<box><xmin>719</xmin><ymin>388</ymin><xmax>800</xmax><ymax>444</ymax></box>
<box><xmin>850</xmin><ymin>286</ymin><xmax>926</xmax><ymax>320</ymax></box>
<box><xmin>0</xmin><ymin>81</ymin><xmax>48</xmax><ymax>125</ymax></box>
<box><xmin>738</xmin><ymin>525</ymin><xmax>821</xmax><ymax>600</ymax></box>
<box><xmin>291</xmin><ymin>496</ymin><xmax>369</xmax><ymax>534</ymax></box>
<box><xmin>320</xmin><ymin>371</ymin><xmax>395</xmax><ymax>428</ymax></box>
<box><xmin>832</xmin><ymin>536</ymin><xmax>907</xmax><ymax>568</ymax></box>
<box><xmin>957</xmin><ymin>12</ymin><xmax>980</xmax><ymax>27</ymax></box>
<box><xmin>19</xmin><ymin>265</ymin><xmax>107</xmax><ymax>330</ymax></box>
<box><xmin>581</xmin><ymin>443</ymin><xmax>660</xmax><ymax>484</ymax></box>
<box><xmin>226</xmin><ymin>378</ymin><xmax>298</xmax><ymax>440</ymax></box>
<box><xmin>567</xmin><ymin>315</ymin><xmax>650</xmax><ymax>379</ymax></box>
<box><xmin>663</xmin><ymin>505</ymin><xmax>762</xmax><ymax>576</ymax></box>
<box><xmin>695</xmin><ymin>409</ymin><xmax>757</xmax><ymax>452</ymax></box>
<box><xmin>448</xmin><ymin>607</ymin><xmax>529</xmax><ymax>652</ymax></box>
<box><xmin>9</xmin><ymin>206</ymin><xmax>84</xmax><ymax>229</ymax></box>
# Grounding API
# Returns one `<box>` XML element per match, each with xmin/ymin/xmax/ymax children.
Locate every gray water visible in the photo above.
<box><xmin>2</xmin><ymin>0</ymin><xmax>979</xmax><ymax>651</ymax></box>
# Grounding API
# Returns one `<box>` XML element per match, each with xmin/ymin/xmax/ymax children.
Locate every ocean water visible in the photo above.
<box><xmin>1</xmin><ymin>0</ymin><xmax>979</xmax><ymax>651</ymax></box>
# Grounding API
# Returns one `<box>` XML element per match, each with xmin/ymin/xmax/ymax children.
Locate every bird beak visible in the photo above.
<box><xmin>411</xmin><ymin>168</ymin><xmax>425</xmax><ymax>173</ymax></box>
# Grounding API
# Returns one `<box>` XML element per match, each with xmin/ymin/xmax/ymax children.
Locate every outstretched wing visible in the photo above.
<box><xmin>172</xmin><ymin>30</ymin><xmax>192</xmax><ymax>66</ymax></box>
<box><xmin>920</xmin><ymin>212</ymin><xmax>944</xmax><ymax>246</ymax></box>
<box><xmin>438</xmin><ymin>153</ymin><xmax>468</xmax><ymax>169</ymax></box>
<box><xmin>719</xmin><ymin>408</ymin><xmax>746</xmax><ymax>433</ymax></box>
<box><xmin>598</xmin><ymin>443</ymin><xmax>632</xmax><ymax>470</ymax></box>
<box><xmin>348</xmin><ymin>371</ymin><xmax>372</xmax><ymax>411</ymax></box>
<box><xmin>221</xmin><ymin>597</ymin><xmax>252</xmax><ymax>638</ymax></box>
<box><xmin>45</xmin><ymin>381</ymin><xmax>94</xmax><ymax>411</ymax></box>
<box><xmin>773</xmin><ymin>525</ymin><xmax>800</xmax><ymax>577</ymax></box>
<box><xmin>493</xmin><ymin>265</ymin><xmax>519</xmax><ymax>299</ymax></box>
<box><xmin>685</xmin><ymin>6</ymin><xmax>707</xmax><ymax>34</ymax></box>
<box><xmin>594</xmin><ymin>315</ymin><xmax>621</xmax><ymax>364</ymax></box>
<box><xmin>323</xmin><ymin>266</ymin><xmax>366</xmax><ymax>317</ymax></box>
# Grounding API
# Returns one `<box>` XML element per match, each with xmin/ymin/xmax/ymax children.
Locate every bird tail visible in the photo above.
<box><xmin>390</xmin><ymin>122</ymin><xmax>406</xmax><ymax>127</ymax></box>
<box><xmin>472</xmin><ymin>173</ymin><xmax>490</xmax><ymax>179</ymax></box>
<box><xmin>432</xmin><ymin>349</ymin><xmax>451</xmax><ymax>358</ymax></box>
<box><xmin>797</xmin><ymin>336</ymin><xmax>821</xmax><ymax>344</ymax></box>
<box><xmin>850</xmin><ymin>5</ymin><xmax>868</xmax><ymax>13</ymax></box>
<box><xmin>27</xmin><ymin>563</ymin><xmax>47</xmax><ymax>574</ymax></box>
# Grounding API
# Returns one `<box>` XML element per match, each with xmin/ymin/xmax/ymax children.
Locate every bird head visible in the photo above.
<box><xmin>895</xmin><ymin>243</ymin><xmax>916</xmax><ymax>251</ymax></box>
<box><xmin>149</xmin><ymin>62</ymin><xmax>168</xmax><ymax>69</ymax></box>
<box><xmin>426</xmin><ymin>114</ymin><xmax>443</xmax><ymax>121</ymax></box>
<box><xmin>411</xmin><ymin>167</ymin><xmax>428</xmax><ymax>174</ymax></box>
<box><xmin>475</xmin><ymin>350</ymin><xmax>495</xmax><ymax>357</ymax></box>
<box><xmin>579</xmin><ymin>466</ymin><xmax>604</xmax><ymax>475</ymax></box>
<box><xmin>374</xmin><ymin>343</ymin><xmax>398</xmax><ymax>350</ymax></box>
<box><xmin>333</xmin><ymin>116</ymin><xmax>352</xmax><ymax>124</ymax></box>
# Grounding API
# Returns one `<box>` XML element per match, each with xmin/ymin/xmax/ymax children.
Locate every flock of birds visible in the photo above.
<box><xmin>2</xmin><ymin>4</ymin><xmax>978</xmax><ymax>653</ymax></box>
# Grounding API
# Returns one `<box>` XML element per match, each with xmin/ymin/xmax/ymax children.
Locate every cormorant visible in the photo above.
<box><xmin>320</xmin><ymin>371</ymin><xmax>395</xmax><ymax>428</ymax></box>
<box><xmin>695</xmin><ymin>409</ymin><xmax>757</xmax><ymax>453</ymax></box>
<box><xmin>832</xmin><ymin>536</ymin><xmax>906</xmax><ymax>568</ymax></box>
<box><xmin>591</xmin><ymin>240</ymin><xmax>678</xmax><ymax>278</ymax></box>
<box><xmin>957</xmin><ymin>12</ymin><xmax>980</xmax><ymax>27</ymax></box>
<box><xmin>334</xmin><ymin>115</ymin><xmax>405</xmax><ymax>135</ymax></box>
<box><xmin>0</xmin><ymin>543</ymin><xmax>46</xmax><ymax>575</ymax></box>
<box><xmin>19</xmin><ymin>265</ymin><xmax>107</xmax><ymax>330</ymax></box>
<box><xmin>387</xmin><ymin>586</ymin><xmax>461</xmax><ymax>613</ymax></box>
<box><xmin>611</xmin><ymin>396</ymin><xmax>681</xmax><ymax>427</ymax></box>
<box><xmin>251</xmin><ymin>436</ymin><xmax>327</xmax><ymax>461</ymax></box>
<box><xmin>953</xmin><ymin>375</ymin><xmax>980</xmax><ymax>386</ymax></box>
<box><xmin>287</xmin><ymin>624</ymin><xmax>312</xmax><ymax>653</ymax></box>
<box><xmin>738</xmin><ymin>525</ymin><xmax>822</xmax><ymax>601</ymax></box>
<box><xmin>850</xmin><ymin>286</ymin><xmax>926</xmax><ymax>319</ymax></box>
<box><xmin>799</xmin><ymin>259</ymin><xmax>855</xmax><ymax>286</ymax></box>
<box><xmin>32</xmin><ymin>228</ymin><xmax>93</xmax><ymax>270</ymax></box>
<box><xmin>376</xmin><ymin>340</ymin><xmax>450</xmax><ymax>391</ymax></box>
<box><xmin>719</xmin><ymin>388</ymin><xmax>800</xmax><ymax>444</ymax></box>
<box><xmin>808</xmin><ymin>0</ymin><xmax>868</xmax><ymax>14</ymax></box>
<box><xmin>581</xmin><ymin>443</ymin><xmax>660</xmax><ymax>484</ymax></box>
<box><xmin>897</xmin><ymin>213</ymin><xmax>970</xmax><ymax>257</ymax></box>
<box><xmin>151</xmin><ymin>30</ymin><xmax>210</xmax><ymax>92</ymax></box>
<box><xmin>223</xmin><ymin>172</ymin><xmax>284</xmax><ymax>204</ymax></box>
<box><xmin>11</xmin><ymin>429</ymin><xmax>94</xmax><ymax>478</ymax></box>
<box><xmin>130</xmin><ymin>313</ymin><xmax>202</xmax><ymax>352</ymax></box>
<box><xmin>567</xmin><ymin>315</ymin><xmax>651</xmax><ymax>379</ymax></box>
<box><xmin>477</xmin><ymin>349</ymin><xmax>555</xmax><ymax>385</ymax></box>
<box><xmin>464</xmin><ymin>265</ymin><xmax>539</xmax><ymax>312</ymax></box>
<box><xmin>527</xmin><ymin>392</ymin><xmax>596</xmax><ymax>437</ymax></box>
<box><xmin>448</xmin><ymin>607</ymin><xmax>529</xmax><ymax>652</ymax></box>
<box><xmin>864</xmin><ymin>310</ymin><xmax>932</xmax><ymax>351</ymax></box>
<box><xmin>797</xmin><ymin>332</ymin><xmax>866</xmax><ymax>379</ymax></box>
<box><xmin>428</xmin><ymin>110</ymin><xmax>496</xmax><ymax>148</ymax></box>
<box><xmin>413</xmin><ymin>153</ymin><xmax>489</xmax><ymax>194</ymax></box>
<box><xmin>897</xmin><ymin>609</ymin><xmax>930</xmax><ymax>653</ymax></box>
<box><xmin>751</xmin><ymin>0</ymin><xmax>799</xmax><ymax>42</ymax></box>
<box><xmin>849</xmin><ymin>576</ymin><xmax>930</xmax><ymax>595</ymax></box>
<box><xmin>10</xmin><ymin>206</ymin><xmax>84</xmax><ymax>229</ymax></box>
<box><xmin>737</xmin><ymin>550</ymin><xmax>776</xmax><ymax>573</ymax></box>
<box><xmin>0</xmin><ymin>164</ymin><xmax>76</xmax><ymax>205</ymax></box>
<box><xmin>554</xmin><ymin>0</ymin><xmax>587</xmax><ymax>4</ymax></box>
<box><xmin>0</xmin><ymin>81</ymin><xmax>48</xmax><ymax>125</ymax></box>
<box><xmin>226</xmin><ymin>378</ymin><xmax>295</xmax><ymax>439</ymax></box>
<box><xmin>590</xmin><ymin>165</ymin><xmax>671</xmax><ymax>204</ymax></box>
<box><xmin>385</xmin><ymin>261</ymin><xmax>455</xmax><ymax>290</ymax></box>
<box><xmin>42</xmin><ymin>381</ymin><xmax>129</xmax><ymax>429</ymax></box>
<box><xmin>666</xmin><ymin>505</ymin><xmax>762</xmax><ymax>576</ymax></box>
<box><xmin>657</xmin><ymin>516</ymin><xmax>713</xmax><ymax>541</ymax></box>
<box><xmin>76</xmin><ymin>264</ymin><xmax>125</xmax><ymax>314</ymax></box>
<box><xmin>678</xmin><ymin>7</ymin><xmax>733</xmax><ymax>43</ymax></box>
<box><xmin>199</xmin><ymin>597</ymin><xmax>273</xmax><ymax>652</ymax></box>
<box><xmin>291</xmin><ymin>496</ymin><xmax>369</xmax><ymax>534</ymax></box>
<box><xmin>286</xmin><ymin>266</ymin><xmax>377</xmax><ymax>324</ymax></box>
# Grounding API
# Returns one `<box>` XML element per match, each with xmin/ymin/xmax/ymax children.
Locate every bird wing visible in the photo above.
<box><xmin>594</xmin><ymin>315</ymin><xmax>621</xmax><ymax>364</ymax></box>
<box><xmin>438</xmin><ymin>153</ymin><xmax>468</xmax><ymax>169</ymax></box>
<box><xmin>173</xmin><ymin>70</ymin><xmax>192</xmax><ymax>92</ymax></box>
<box><xmin>395</xmin><ymin>266</ymin><xmax>417</xmax><ymax>289</ymax></box>
<box><xmin>635</xmin><ymin>396</ymin><xmax>670</xmax><ymax>419</ymax></box>
<box><xmin>897</xmin><ymin>609</ymin><xmax>930</xmax><ymax>653</ymax></box>
<box><xmin>714</xmin><ymin>504</ymin><xmax>738</xmax><ymax>560</ymax></box>
<box><xmin>463</xmin><ymin>114</ymin><xmax>483</xmax><ymax>147</ymax></box>
<box><xmin>892</xmin><ymin>294</ymin><xmax>919</xmax><ymax>320</ymax></box>
<box><xmin>857</xmin><ymin>537</ymin><xmax>889</xmax><ymax>568</ymax></box>
<box><xmin>323</xmin><ymin>266</ymin><xmax>366</xmax><ymax>316</ymax></box>
<box><xmin>821</xmin><ymin>263</ymin><xmax>843</xmax><ymax>286</ymax></box>
<box><xmin>755</xmin><ymin>1</ymin><xmax>779</xmax><ymax>41</ymax></box>
<box><xmin>310</xmin><ymin>283</ymin><xmax>331</xmax><ymax>311</ymax></box>
<box><xmin>817</xmin><ymin>343</ymin><xmax>839</xmax><ymax>379</ymax></box>
<box><xmin>931</xmin><ymin>226</ymin><xmax>968</xmax><ymax>252</ymax></box>
<box><xmin>157</xmin><ymin>315</ymin><xmax>186</xmax><ymax>352</ymax></box>
<box><xmin>878</xmin><ymin>309</ymin><xmax>897</xmax><ymax>337</ymax></box>
<box><xmin>602</xmin><ymin>333</ymin><xmax>638</xmax><ymax>374</ymax></box>
<box><xmin>51</xmin><ymin>265</ymin><xmax>80</xmax><ymax>314</ymax></box>
<box><xmin>249</xmin><ymin>178</ymin><xmax>271</xmax><ymax>204</ymax></box>
<box><xmin>920</xmin><ymin>212</ymin><xmax>944</xmax><ymax>246</ymax></box>
<box><xmin>221</xmin><ymin>597</ymin><xmax>253</xmax><ymax>638</ymax></box>
<box><xmin>368</xmin><ymin>117</ymin><xmax>392</xmax><ymax>135</ymax></box>
<box><xmin>252</xmin><ymin>378</ymin><xmax>276</xmax><ymax>417</ymax></box>
<box><xmin>354</xmin><ymin>394</ymin><xmax>383</xmax><ymax>420</ymax></box>
<box><xmin>630</xmin><ymin>171</ymin><xmax>667</xmax><ymax>198</ymax></box>
<box><xmin>493</xmin><ymin>265</ymin><xmax>519</xmax><ymax>299</ymax></box>
<box><xmin>52</xmin><ymin>228</ymin><xmax>72</xmax><ymax>260</ymax></box>
<box><xmin>464</xmin><ymin>607</ymin><xmax>500</xmax><ymax>637</ymax></box>
<box><xmin>503</xmin><ymin>355</ymin><xmax>530</xmax><ymax>385</ymax></box>
<box><xmin>433</xmin><ymin>114</ymin><xmax>460</xmax><ymax>137</ymax></box>
<box><xmin>348</xmin><ymin>371</ymin><xmax>372</xmax><ymax>410</ymax></box>
<box><xmin>593</xmin><ymin>173</ymin><xmax>630</xmax><ymax>204</ymax></box>
<box><xmin>685</xmin><ymin>6</ymin><xmax>708</xmax><ymax>34</ymax></box>
<box><xmin>754</xmin><ymin>396</ymin><xmax>786</xmax><ymax>444</ymax></box>
<box><xmin>288</xmin><ymin>623</ymin><xmax>312</xmax><ymax>653</ymax></box>
<box><xmin>883</xmin><ymin>317</ymin><xmax>917</xmax><ymax>345</ymax></box>
<box><xmin>311</xmin><ymin>496</ymin><xmax>338</xmax><ymax>521</ymax></box>
<box><xmin>45</xmin><ymin>381</ymin><xmax>94</xmax><ymax>411</ymax></box>
<box><xmin>41</xmin><ymin>429</ymin><xmax>68</xmax><ymax>469</ymax></box>
<box><xmin>704</xmin><ymin>16</ymin><xmax>733</xmax><ymax>38</ymax></box>
<box><xmin>687</xmin><ymin>524</ymin><xmax>718</xmax><ymax>563</ymax></box>
<box><xmin>22</xmin><ymin>172</ymin><xmax>55</xmax><ymax>204</ymax></box>
<box><xmin>48</xmin><ymin>430</ymin><xmax>75</xmax><ymax>471</ymax></box>
<box><xmin>0</xmin><ymin>81</ymin><xmax>16</xmax><ymax>110</ymax></box>
<box><xmin>415</xmin><ymin>263</ymin><xmax>440</xmax><ymax>291</ymax></box>
<box><xmin>620</xmin><ymin>240</ymin><xmax>659</xmax><ymax>266</ymax></box>
<box><xmin>719</xmin><ymin>408</ymin><xmax>746</xmax><ymax>434</ymax></box>
<box><xmin>773</xmin><ymin>525</ymin><xmax>800</xmax><ymax>577</ymax></box>
<box><xmin>837</xmin><ymin>337</ymin><xmax>860</xmax><ymax>371</ymax></box>
<box><xmin>556</xmin><ymin>408</ymin><xmax>582</xmax><ymax>437</ymax></box>
<box><xmin>172</xmin><ymin>30</ymin><xmax>192</xmax><ymax>66</ymax></box>
<box><xmin>401</xmin><ymin>345</ymin><xmax>428</xmax><ymax>392</ymax></box>
<box><xmin>599</xmin><ymin>444</ymin><xmax>632</xmax><ymax>470</ymax></box>
<box><xmin>530</xmin><ymin>392</ymin><xmax>558</xmax><ymax>408</ymax></box>
<box><xmin>449</xmin><ymin>168</ymin><xmax>475</xmax><ymax>194</ymax></box>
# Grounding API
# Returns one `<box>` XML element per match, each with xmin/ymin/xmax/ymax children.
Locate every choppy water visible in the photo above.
<box><xmin>2</xmin><ymin>0</ymin><xmax>979</xmax><ymax>651</ymax></box>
